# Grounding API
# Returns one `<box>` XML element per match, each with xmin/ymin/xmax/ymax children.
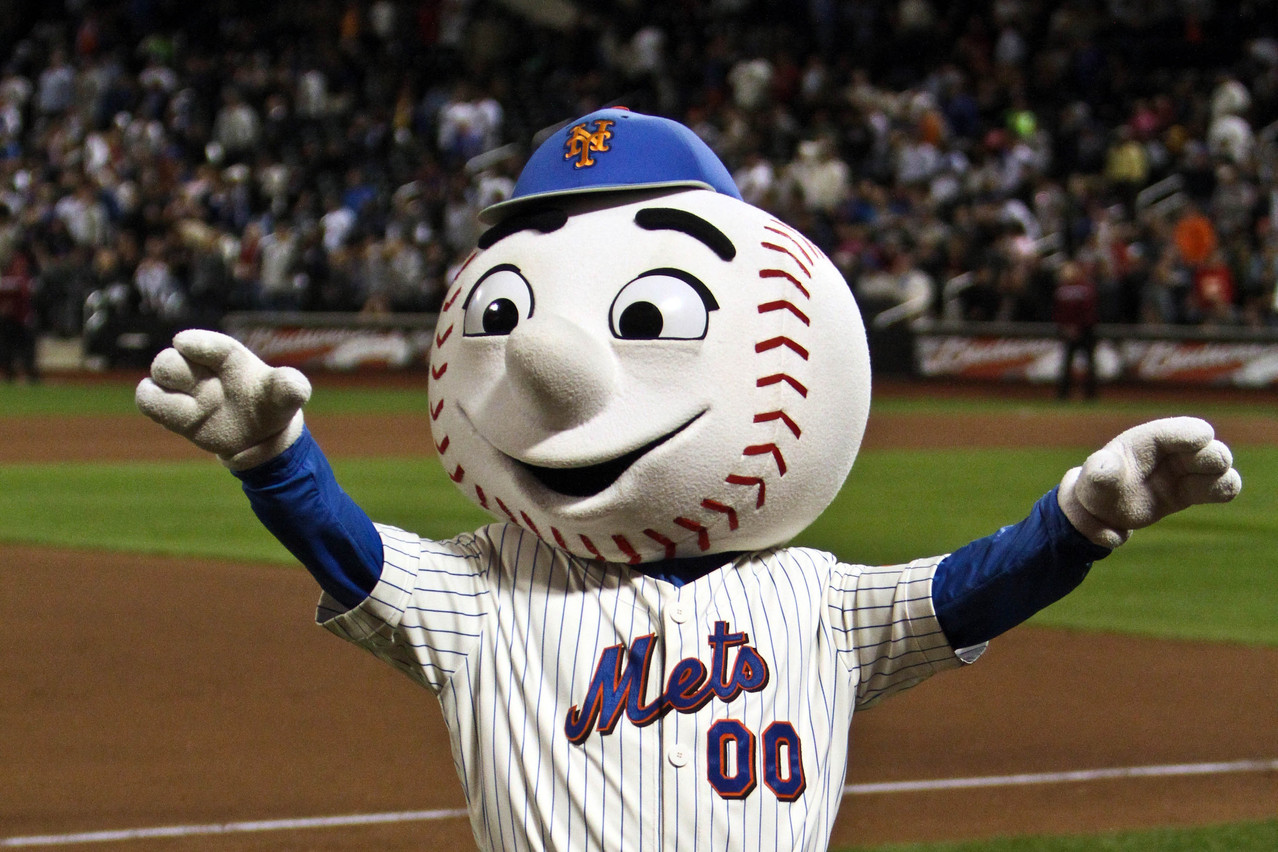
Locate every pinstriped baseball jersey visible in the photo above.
<box><xmin>319</xmin><ymin>522</ymin><xmax>968</xmax><ymax>852</ymax></box>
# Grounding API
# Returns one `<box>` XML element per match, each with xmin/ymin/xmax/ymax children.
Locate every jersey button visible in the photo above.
<box><xmin>668</xmin><ymin>745</ymin><xmax>690</xmax><ymax>767</ymax></box>
<box><xmin>668</xmin><ymin>602</ymin><xmax>690</xmax><ymax>624</ymax></box>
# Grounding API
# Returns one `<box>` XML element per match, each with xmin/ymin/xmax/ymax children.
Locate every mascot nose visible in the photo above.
<box><xmin>505</xmin><ymin>315</ymin><xmax>617</xmax><ymax>428</ymax></box>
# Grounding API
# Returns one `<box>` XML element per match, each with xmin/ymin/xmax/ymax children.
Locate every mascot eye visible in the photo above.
<box><xmin>462</xmin><ymin>265</ymin><xmax>534</xmax><ymax>336</ymax></box>
<box><xmin>609</xmin><ymin>270</ymin><xmax>718</xmax><ymax>340</ymax></box>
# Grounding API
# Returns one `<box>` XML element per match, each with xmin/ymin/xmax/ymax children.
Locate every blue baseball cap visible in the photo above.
<box><xmin>479</xmin><ymin>108</ymin><xmax>742</xmax><ymax>223</ymax></box>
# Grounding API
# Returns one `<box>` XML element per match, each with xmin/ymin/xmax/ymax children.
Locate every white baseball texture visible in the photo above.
<box><xmin>428</xmin><ymin>188</ymin><xmax>872</xmax><ymax>563</ymax></box>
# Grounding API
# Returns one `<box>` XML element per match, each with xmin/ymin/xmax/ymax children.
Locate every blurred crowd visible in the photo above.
<box><xmin>0</xmin><ymin>0</ymin><xmax>1276</xmax><ymax>361</ymax></box>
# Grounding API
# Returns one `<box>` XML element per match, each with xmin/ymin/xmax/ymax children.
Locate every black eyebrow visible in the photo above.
<box><xmin>634</xmin><ymin>207</ymin><xmax>737</xmax><ymax>261</ymax></box>
<box><xmin>477</xmin><ymin>208</ymin><xmax>569</xmax><ymax>249</ymax></box>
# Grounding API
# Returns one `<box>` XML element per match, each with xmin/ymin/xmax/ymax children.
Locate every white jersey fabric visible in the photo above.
<box><xmin>319</xmin><ymin>522</ymin><xmax>971</xmax><ymax>852</ymax></box>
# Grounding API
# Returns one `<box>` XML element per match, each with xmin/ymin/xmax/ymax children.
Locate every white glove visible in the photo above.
<box><xmin>1057</xmin><ymin>416</ymin><xmax>1242</xmax><ymax>549</ymax></box>
<box><xmin>136</xmin><ymin>329</ymin><xmax>312</xmax><ymax>470</ymax></box>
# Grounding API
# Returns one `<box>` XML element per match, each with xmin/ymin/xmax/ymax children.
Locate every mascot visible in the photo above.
<box><xmin>137</xmin><ymin>109</ymin><xmax>1241</xmax><ymax>851</ymax></box>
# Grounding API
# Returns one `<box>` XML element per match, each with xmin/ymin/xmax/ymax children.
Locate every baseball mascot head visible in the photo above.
<box><xmin>428</xmin><ymin>108</ymin><xmax>871</xmax><ymax>563</ymax></box>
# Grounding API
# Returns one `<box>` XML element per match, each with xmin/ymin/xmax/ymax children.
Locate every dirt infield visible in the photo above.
<box><xmin>2</xmin><ymin>381</ymin><xmax>1276</xmax><ymax>850</ymax></box>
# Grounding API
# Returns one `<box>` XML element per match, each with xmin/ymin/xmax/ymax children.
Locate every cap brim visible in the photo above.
<box><xmin>478</xmin><ymin>179</ymin><xmax>717</xmax><ymax>224</ymax></box>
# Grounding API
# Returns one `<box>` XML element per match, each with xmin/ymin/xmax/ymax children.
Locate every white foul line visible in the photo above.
<box><xmin>0</xmin><ymin>808</ymin><xmax>470</xmax><ymax>848</ymax></box>
<box><xmin>842</xmin><ymin>758</ymin><xmax>1278</xmax><ymax>796</ymax></box>
<box><xmin>3</xmin><ymin>760</ymin><xmax>1274</xmax><ymax>848</ymax></box>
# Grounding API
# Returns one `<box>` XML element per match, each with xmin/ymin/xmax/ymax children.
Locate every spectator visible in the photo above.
<box><xmin>54</xmin><ymin>178</ymin><xmax>110</xmax><ymax>248</ymax></box>
<box><xmin>1052</xmin><ymin>259</ymin><xmax>1099</xmax><ymax>400</ymax></box>
<box><xmin>320</xmin><ymin>192</ymin><xmax>358</xmax><ymax>255</ymax></box>
<box><xmin>1103</xmin><ymin>127</ymin><xmax>1149</xmax><ymax>210</ymax></box>
<box><xmin>734</xmin><ymin>148</ymin><xmax>776</xmax><ymax>208</ymax></box>
<box><xmin>1248</xmin><ymin>240</ymin><xmax>1278</xmax><ymax>327</ymax></box>
<box><xmin>1141</xmin><ymin>244</ymin><xmax>1193</xmax><ymax>325</ymax></box>
<box><xmin>211</xmin><ymin>87</ymin><xmax>261</xmax><ymax>163</ymax></box>
<box><xmin>134</xmin><ymin>235</ymin><xmax>184</xmax><ymax>320</ymax></box>
<box><xmin>257</xmin><ymin>221</ymin><xmax>302</xmax><ymax>310</ymax></box>
<box><xmin>784</xmin><ymin>137</ymin><xmax>849</xmax><ymax>214</ymax></box>
<box><xmin>34</xmin><ymin>48</ymin><xmax>74</xmax><ymax>124</ymax></box>
<box><xmin>0</xmin><ymin>240</ymin><xmax>39</xmax><ymax>382</ymax></box>
<box><xmin>436</xmin><ymin>82</ymin><xmax>503</xmax><ymax>165</ymax></box>
<box><xmin>0</xmin><ymin>0</ymin><xmax>1269</xmax><ymax>347</ymax></box>
<box><xmin>1190</xmin><ymin>248</ymin><xmax>1239</xmax><ymax>326</ymax></box>
<box><xmin>1209</xmin><ymin>163</ymin><xmax>1258</xmax><ymax>240</ymax></box>
<box><xmin>855</xmin><ymin>244</ymin><xmax>934</xmax><ymax>326</ymax></box>
<box><xmin>727</xmin><ymin>54</ymin><xmax>773</xmax><ymax>113</ymax></box>
<box><xmin>1172</xmin><ymin>203</ymin><xmax>1218</xmax><ymax>267</ymax></box>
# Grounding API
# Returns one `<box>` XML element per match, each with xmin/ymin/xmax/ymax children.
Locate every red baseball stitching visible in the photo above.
<box><xmin>442</xmin><ymin>284</ymin><xmax>463</xmax><ymax>311</ymax></box>
<box><xmin>758</xmin><ymin>300</ymin><xmax>810</xmax><ymax>324</ymax></box>
<box><xmin>761</xmin><ymin>242</ymin><xmax>811</xmax><ymax>278</ymax></box>
<box><xmin>643</xmin><ymin>528</ymin><xmax>678</xmax><ymax>559</ymax></box>
<box><xmin>579</xmin><ymin>535</ymin><xmax>604</xmax><ymax>560</ymax></box>
<box><xmin>700</xmin><ymin>498</ymin><xmax>739</xmax><ymax>530</ymax></box>
<box><xmin>759</xmin><ymin>269</ymin><xmax>810</xmax><ymax>299</ymax></box>
<box><xmin>612</xmin><ymin>535</ymin><xmax>641</xmax><ymax>563</ymax></box>
<box><xmin>494</xmin><ymin>496</ymin><xmax>519</xmax><ymax>524</ymax></box>
<box><xmin>451</xmin><ymin>251</ymin><xmax>478</xmax><ymax>284</ymax></box>
<box><xmin>673</xmin><ymin>517</ymin><xmax>711</xmax><ymax>551</ymax></box>
<box><xmin>449</xmin><ymin>464</ymin><xmax>465</xmax><ymax>483</ymax></box>
<box><xmin>520</xmin><ymin>511</ymin><xmax>542</xmax><ymax>538</ymax></box>
<box><xmin>429</xmin><ymin>303</ymin><xmax>451</xmax><ymax>444</ymax></box>
<box><xmin>552</xmin><ymin>526</ymin><xmax>568</xmax><ymax>549</ymax></box>
<box><xmin>756</xmin><ymin>373</ymin><xmax>808</xmax><ymax>396</ymax></box>
<box><xmin>765</xmin><ymin>224</ymin><xmax>813</xmax><ymax>264</ymax></box>
<box><xmin>474</xmin><ymin>484</ymin><xmax>488</xmax><ymax>509</ymax></box>
<box><xmin>771</xmin><ymin>220</ymin><xmax>820</xmax><ymax>258</ymax></box>
<box><xmin>726</xmin><ymin>474</ymin><xmax>767</xmax><ymax>508</ymax></box>
<box><xmin>755</xmin><ymin>336</ymin><xmax>810</xmax><ymax>360</ymax></box>
<box><xmin>743</xmin><ymin>443</ymin><xmax>787</xmax><ymax>476</ymax></box>
<box><xmin>753</xmin><ymin>410</ymin><xmax>801</xmax><ymax>438</ymax></box>
<box><xmin>713</xmin><ymin>219</ymin><xmax>818</xmax><ymax>544</ymax></box>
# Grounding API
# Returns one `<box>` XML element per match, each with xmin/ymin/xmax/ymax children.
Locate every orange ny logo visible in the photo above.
<box><xmin>564</xmin><ymin>119</ymin><xmax>615</xmax><ymax>168</ymax></box>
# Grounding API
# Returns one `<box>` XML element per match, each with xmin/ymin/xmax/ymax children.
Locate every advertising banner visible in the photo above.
<box><xmin>917</xmin><ymin>333</ymin><xmax>1278</xmax><ymax>388</ymax></box>
<box><xmin>232</xmin><ymin>324</ymin><xmax>435</xmax><ymax>371</ymax></box>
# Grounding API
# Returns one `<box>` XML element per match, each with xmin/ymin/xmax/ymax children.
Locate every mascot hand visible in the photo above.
<box><xmin>1057</xmin><ymin>417</ymin><xmax>1241</xmax><ymax>548</ymax></box>
<box><xmin>136</xmin><ymin>329</ymin><xmax>312</xmax><ymax>470</ymax></box>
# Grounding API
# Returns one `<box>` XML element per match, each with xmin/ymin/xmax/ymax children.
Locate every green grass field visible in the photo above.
<box><xmin>2</xmin><ymin>379</ymin><xmax>1272</xmax><ymax>646</ymax></box>
<box><xmin>1</xmin><ymin>378</ymin><xmax>1273</xmax><ymax>851</ymax></box>
<box><xmin>1</xmin><ymin>443</ymin><xmax>1272</xmax><ymax>644</ymax></box>
<box><xmin>840</xmin><ymin>820</ymin><xmax>1278</xmax><ymax>852</ymax></box>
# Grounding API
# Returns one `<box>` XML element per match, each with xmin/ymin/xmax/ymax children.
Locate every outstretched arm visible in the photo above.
<box><xmin>932</xmin><ymin>487</ymin><xmax>1108</xmax><ymax>650</ymax></box>
<box><xmin>933</xmin><ymin>417</ymin><xmax>1241</xmax><ymax>650</ymax></box>
<box><xmin>137</xmin><ymin>329</ymin><xmax>383</xmax><ymax>608</ymax></box>
<box><xmin>233</xmin><ymin>426</ymin><xmax>382</xmax><ymax>609</ymax></box>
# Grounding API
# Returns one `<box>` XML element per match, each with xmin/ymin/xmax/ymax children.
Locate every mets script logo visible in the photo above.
<box><xmin>566</xmin><ymin>621</ymin><xmax>808</xmax><ymax>802</ymax></box>
<box><xmin>564</xmin><ymin>119</ymin><xmax>615</xmax><ymax>168</ymax></box>
<box><xmin>564</xmin><ymin>621</ymin><xmax>769</xmax><ymax>742</ymax></box>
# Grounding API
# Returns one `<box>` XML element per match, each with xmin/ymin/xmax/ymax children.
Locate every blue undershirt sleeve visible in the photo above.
<box><xmin>932</xmin><ymin>486</ymin><xmax>1113</xmax><ymax>650</ymax></box>
<box><xmin>232</xmin><ymin>426</ymin><xmax>383</xmax><ymax>610</ymax></box>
